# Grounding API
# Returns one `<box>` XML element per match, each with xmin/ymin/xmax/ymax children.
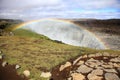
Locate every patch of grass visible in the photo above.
<box><xmin>0</xmin><ymin>29</ymin><xmax>120</xmax><ymax>80</ymax></box>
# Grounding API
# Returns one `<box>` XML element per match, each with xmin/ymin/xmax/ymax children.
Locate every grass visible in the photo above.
<box><xmin>0</xmin><ymin>29</ymin><xmax>120</xmax><ymax>80</ymax></box>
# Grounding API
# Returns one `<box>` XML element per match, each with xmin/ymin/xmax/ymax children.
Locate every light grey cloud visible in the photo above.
<box><xmin>0</xmin><ymin>0</ymin><xmax>120</xmax><ymax>19</ymax></box>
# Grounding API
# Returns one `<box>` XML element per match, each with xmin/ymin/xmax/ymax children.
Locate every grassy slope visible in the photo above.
<box><xmin>0</xmin><ymin>29</ymin><xmax>120</xmax><ymax>80</ymax></box>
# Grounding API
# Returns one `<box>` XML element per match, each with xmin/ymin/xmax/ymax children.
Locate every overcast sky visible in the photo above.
<box><xmin>0</xmin><ymin>0</ymin><xmax>120</xmax><ymax>20</ymax></box>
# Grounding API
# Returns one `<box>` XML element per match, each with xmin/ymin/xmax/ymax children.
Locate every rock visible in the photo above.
<box><xmin>71</xmin><ymin>73</ymin><xmax>85</xmax><ymax>80</ymax></box>
<box><xmin>73</xmin><ymin>56</ymin><xmax>82</xmax><ymax>65</ymax></box>
<box><xmin>110</xmin><ymin>58</ymin><xmax>120</xmax><ymax>63</ymax></box>
<box><xmin>103</xmin><ymin>52</ymin><xmax>110</xmax><ymax>56</ymax></box>
<box><xmin>105</xmin><ymin>73</ymin><xmax>120</xmax><ymax>80</ymax></box>
<box><xmin>103</xmin><ymin>57</ymin><xmax>108</xmax><ymax>59</ymax></box>
<box><xmin>102</xmin><ymin>64</ymin><xmax>113</xmax><ymax>68</ymax></box>
<box><xmin>76</xmin><ymin>65</ymin><xmax>93</xmax><ymax>74</ymax></box>
<box><xmin>91</xmin><ymin>69</ymin><xmax>103</xmax><ymax>76</ymax></box>
<box><xmin>87</xmin><ymin>58</ymin><xmax>97</xmax><ymax>62</ymax></box>
<box><xmin>85</xmin><ymin>59</ymin><xmax>103</xmax><ymax>68</ymax></box>
<box><xmin>40</xmin><ymin>72</ymin><xmax>51</xmax><ymax>78</ymax></box>
<box><xmin>2</xmin><ymin>61</ymin><xmax>8</xmax><ymax>67</ymax></box>
<box><xmin>95</xmin><ymin>53</ymin><xmax>102</xmax><ymax>57</ymax></box>
<box><xmin>103</xmin><ymin>69</ymin><xmax>117</xmax><ymax>73</ymax></box>
<box><xmin>82</xmin><ymin>55</ymin><xmax>88</xmax><ymax>58</ymax></box>
<box><xmin>59</xmin><ymin>62</ymin><xmax>71</xmax><ymax>71</ymax></box>
<box><xmin>67</xmin><ymin>77</ymin><xmax>72</xmax><ymax>80</ymax></box>
<box><xmin>23</xmin><ymin>70</ymin><xmax>30</xmax><ymax>77</ymax></box>
<box><xmin>113</xmin><ymin>63</ymin><xmax>120</xmax><ymax>67</ymax></box>
<box><xmin>76</xmin><ymin>61</ymin><xmax>84</xmax><ymax>66</ymax></box>
<box><xmin>117</xmin><ymin>68</ymin><xmax>120</xmax><ymax>73</ymax></box>
<box><xmin>111</xmin><ymin>54</ymin><xmax>118</xmax><ymax>57</ymax></box>
<box><xmin>0</xmin><ymin>55</ymin><xmax>2</xmax><ymax>59</ymax></box>
<box><xmin>15</xmin><ymin>65</ymin><xmax>20</xmax><ymax>69</ymax></box>
<box><xmin>87</xmin><ymin>74</ymin><xmax>103</xmax><ymax>80</ymax></box>
<box><xmin>88</xmin><ymin>54</ymin><xmax>95</xmax><ymax>57</ymax></box>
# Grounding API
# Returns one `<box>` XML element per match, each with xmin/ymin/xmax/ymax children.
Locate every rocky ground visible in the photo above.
<box><xmin>51</xmin><ymin>53</ymin><xmax>120</xmax><ymax>80</ymax></box>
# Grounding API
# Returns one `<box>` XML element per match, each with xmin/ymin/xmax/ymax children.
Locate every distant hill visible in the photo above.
<box><xmin>0</xmin><ymin>19</ymin><xmax>23</xmax><ymax>29</ymax></box>
<box><xmin>72</xmin><ymin>19</ymin><xmax>120</xmax><ymax>35</ymax></box>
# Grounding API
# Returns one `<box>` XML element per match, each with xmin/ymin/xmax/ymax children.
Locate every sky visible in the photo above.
<box><xmin>0</xmin><ymin>0</ymin><xmax>120</xmax><ymax>20</ymax></box>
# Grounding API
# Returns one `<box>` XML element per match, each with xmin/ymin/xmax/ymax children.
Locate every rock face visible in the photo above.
<box><xmin>51</xmin><ymin>53</ymin><xmax>120</xmax><ymax>80</ymax></box>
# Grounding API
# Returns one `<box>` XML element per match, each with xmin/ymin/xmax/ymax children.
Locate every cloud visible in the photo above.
<box><xmin>0</xmin><ymin>0</ymin><xmax>62</xmax><ymax>9</ymax></box>
<box><xmin>66</xmin><ymin>0</ymin><xmax>120</xmax><ymax>9</ymax></box>
<box><xmin>0</xmin><ymin>0</ymin><xmax>120</xmax><ymax>20</ymax></box>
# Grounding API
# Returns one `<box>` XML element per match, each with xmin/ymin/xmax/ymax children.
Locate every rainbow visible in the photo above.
<box><xmin>12</xmin><ymin>18</ymin><xmax>108</xmax><ymax>49</ymax></box>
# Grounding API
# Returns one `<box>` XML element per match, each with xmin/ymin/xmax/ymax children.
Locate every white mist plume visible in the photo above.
<box><xmin>22</xmin><ymin>19</ymin><xmax>106</xmax><ymax>49</ymax></box>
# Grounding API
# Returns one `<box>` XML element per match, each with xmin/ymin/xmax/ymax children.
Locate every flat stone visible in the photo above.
<box><xmin>113</xmin><ymin>63</ymin><xmax>120</xmax><ymax>67</ymax></box>
<box><xmin>95</xmin><ymin>53</ymin><xmax>102</xmax><ymax>57</ymax></box>
<box><xmin>108</xmin><ymin>62</ymin><xmax>113</xmax><ymax>65</ymax></box>
<box><xmin>73</xmin><ymin>57</ymin><xmax>82</xmax><ymax>65</ymax></box>
<box><xmin>105</xmin><ymin>73</ymin><xmax>120</xmax><ymax>80</ymax></box>
<box><xmin>91</xmin><ymin>69</ymin><xmax>103</xmax><ymax>76</ymax></box>
<box><xmin>96</xmin><ymin>67</ymin><xmax>104</xmax><ymax>69</ymax></box>
<box><xmin>103</xmin><ymin>69</ymin><xmax>117</xmax><ymax>73</ymax></box>
<box><xmin>103</xmin><ymin>52</ymin><xmax>110</xmax><ymax>56</ymax></box>
<box><xmin>76</xmin><ymin>65</ymin><xmax>93</xmax><ymax>74</ymax></box>
<box><xmin>88</xmin><ymin>54</ymin><xmax>95</xmax><ymax>58</ymax></box>
<box><xmin>111</xmin><ymin>54</ymin><xmax>118</xmax><ymax>57</ymax></box>
<box><xmin>82</xmin><ymin>55</ymin><xmax>88</xmax><ymax>58</ymax></box>
<box><xmin>102</xmin><ymin>64</ymin><xmax>113</xmax><ymax>68</ymax></box>
<box><xmin>40</xmin><ymin>72</ymin><xmax>51</xmax><ymax>78</ymax></box>
<box><xmin>76</xmin><ymin>61</ymin><xmax>84</xmax><ymax>66</ymax></box>
<box><xmin>85</xmin><ymin>59</ymin><xmax>103</xmax><ymax>68</ymax></box>
<box><xmin>59</xmin><ymin>62</ymin><xmax>71</xmax><ymax>71</ymax></box>
<box><xmin>71</xmin><ymin>73</ymin><xmax>85</xmax><ymax>80</ymax></box>
<box><xmin>110</xmin><ymin>58</ymin><xmax>120</xmax><ymax>63</ymax></box>
<box><xmin>87</xmin><ymin>73</ymin><xmax>103</xmax><ymax>80</ymax></box>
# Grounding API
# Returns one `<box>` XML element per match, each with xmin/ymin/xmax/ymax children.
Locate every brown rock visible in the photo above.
<box><xmin>71</xmin><ymin>73</ymin><xmax>85</xmax><ymax>80</ymax></box>
<box><xmin>73</xmin><ymin>56</ymin><xmax>82</xmax><ymax>65</ymax></box>
<box><xmin>59</xmin><ymin>62</ymin><xmax>71</xmax><ymax>71</ymax></box>
<box><xmin>91</xmin><ymin>69</ymin><xmax>103</xmax><ymax>76</ymax></box>
<box><xmin>87</xmin><ymin>74</ymin><xmax>103</xmax><ymax>80</ymax></box>
<box><xmin>76</xmin><ymin>65</ymin><xmax>93</xmax><ymax>74</ymax></box>
<box><xmin>105</xmin><ymin>73</ymin><xmax>120</xmax><ymax>80</ymax></box>
<box><xmin>76</xmin><ymin>61</ymin><xmax>84</xmax><ymax>66</ymax></box>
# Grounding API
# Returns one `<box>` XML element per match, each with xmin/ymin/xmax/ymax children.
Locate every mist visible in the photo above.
<box><xmin>22</xmin><ymin>19</ymin><xmax>106</xmax><ymax>49</ymax></box>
